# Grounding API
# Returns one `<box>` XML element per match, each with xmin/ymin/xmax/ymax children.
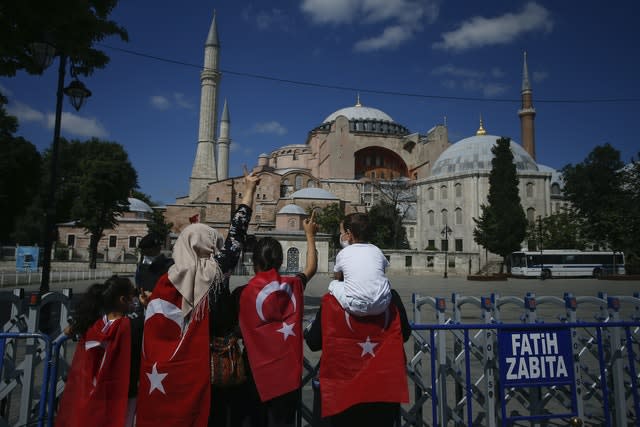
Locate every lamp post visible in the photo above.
<box><xmin>537</xmin><ymin>215</ymin><xmax>545</xmax><ymax>280</ymax></box>
<box><xmin>441</xmin><ymin>225</ymin><xmax>452</xmax><ymax>278</ymax></box>
<box><xmin>29</xmin><ymin>43</ymin><xmax>91</xmax><ymax>294</ymax></box>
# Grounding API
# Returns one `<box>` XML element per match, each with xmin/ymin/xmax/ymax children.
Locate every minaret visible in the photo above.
<box><xmin>518</xmin><ymin>52</ymin><xmax>536</xmax><ymax>160</ymax></box>
<box><xmin>189</xmin><ymin>11</ymin><xmax>221</xmax><ymax>200</ymax></box>
<box><xmin>217</xmin><ymin>99</ymin><xmax>230</xmax><ymax>180</ymax></box>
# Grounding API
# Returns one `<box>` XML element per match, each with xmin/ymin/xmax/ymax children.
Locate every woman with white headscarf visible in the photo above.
<box><xmin>136</xmin><ymin>172</ymin><xmax>259</xmax><ymax>427</ymax></box>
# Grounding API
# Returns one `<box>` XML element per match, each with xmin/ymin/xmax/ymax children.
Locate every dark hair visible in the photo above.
<box><xmin>72</xmin><ymin>276</ymin><xmax>135</xmax><ymax>336</ymax></box>
<box><xmin>139</xmin><ymin>233</ymin><xmax>162</xmax><ymax>251</ymax></box>
<box><xmin>343</xmin><ymin>213</ymin><xmax>371</xmax><ymax>241</ymax></box>
<box><xmin>252</xmin><ymin>237</ymin><xmax>283</xmax><ymax>273</ymax></box>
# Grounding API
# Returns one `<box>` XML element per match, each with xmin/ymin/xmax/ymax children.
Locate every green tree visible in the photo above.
<box><xmin>473</xmin><ymin>137</ymin><xmax>527</xmax><ymax>271</ymax></box>
<box><xmin>526</xmin><ymin>209</ymin><xmax>586</xmax><ymax>251</ymax></box>
<box><xmin>561</xmin><ymin>144</ymin><xmax>627</xmax><ymax>251</ymax></box>
<box><xmin>367</xmin><ymin>177</ymin><xmax>415</xmax><ymax>249</ymax></box>
<box><xmin>0</xmin><ymin>93</ymin><xmax>42</xmax><ymax>243</ymax></box>
<box><xmin>310</xmin><ymin>203</ymin><xmax>344</xmax><ymax>253</ymax></box>
<box><xmin>62</xmin><ymin>138</ymin><xmax>138</xmax><ymax>268</ymax></box>
<box><xmin>369</xmin><ymin>200</ymin><xmax>409</xmax><ymax>249</ymax></box>
<box><xmin>0</xmin><ymin>0</ymin><xmax>128</xmax><ymax>77</ymax></box>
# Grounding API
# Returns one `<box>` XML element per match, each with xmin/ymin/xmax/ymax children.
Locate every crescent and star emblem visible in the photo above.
<box><xmin>255</xmin><ymin>280</ymin><xmax>297</xmax><ymax>322</ymax></box>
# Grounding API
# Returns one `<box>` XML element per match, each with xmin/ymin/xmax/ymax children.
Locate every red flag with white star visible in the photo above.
<box><xmin>54</xmin><ymin>316</ymin><xmax>131</xmax><ymax>427</ymax></box>
<box><xmin>239</xmin><ymin>268</ymin><xmax>304</xmax><ymax>402</ymax></box>
<box><xmin>136</xmin><ymin>274</ymin><xmax>210</xmax><ymax>427</ymax></box>
<box><xmin>319</xmin><ymin>294</ymin><xmax>408</xmax><ymax>417</ymax></box>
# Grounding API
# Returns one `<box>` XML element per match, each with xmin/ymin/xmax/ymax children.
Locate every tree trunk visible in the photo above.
<box><xmin>88</xmin><ymin>232</ymin><xmax>100</xmax><ymax>269</ymax></box>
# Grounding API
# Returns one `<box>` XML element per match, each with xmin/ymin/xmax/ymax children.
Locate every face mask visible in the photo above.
<box><xmin>340</xmin><ymin>238</ymin><xmax>350</xmax><ymax>249</ymax></box>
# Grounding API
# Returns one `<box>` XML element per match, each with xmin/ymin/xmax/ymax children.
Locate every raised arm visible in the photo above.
<box><xmin>214</xmin><ymin>168</ymin><xmax>260</xmax><ymax>274</ymax></box>
<box><xmin>302</xmin><ymin>210</ymin><xmax>319</xmax><ymax>280</ymax></box>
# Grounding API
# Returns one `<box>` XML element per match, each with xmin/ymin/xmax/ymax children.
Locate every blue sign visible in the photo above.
<box><xmin>498</xmin><ymin>327</ymin><xmax>574</xmax><ymax>387</ymax></box>
<box><xmin>16</xmin><ymin>246</ymin><xmax>39</xmax><ymax>272</ymax></box>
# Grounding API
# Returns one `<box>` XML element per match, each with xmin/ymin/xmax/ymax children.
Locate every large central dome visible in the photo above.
<box><xmin>431</xmin><ymin>134</ymin><xmax>539</xmax><ymax>177</ymax></box>
<box><xmin>323</xmin><ymin>104</ymin><xmax>395</xmax><ymax>124</ymax></box>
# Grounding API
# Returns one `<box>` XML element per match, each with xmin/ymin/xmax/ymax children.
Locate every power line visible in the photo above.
<box><xmin>99</xmin><ymin>43</ymin><xmax>640</xmax><ymax>105</ymax></box>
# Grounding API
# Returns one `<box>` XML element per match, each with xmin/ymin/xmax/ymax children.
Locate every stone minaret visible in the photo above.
<box><xmin>217</xmin><ymin>99</ymin><xmax>230</xmax><ymax>180</ymax></box>
<box><xmin>518</xmin><ymin>52</ymin><xmax>536</xmax><ymax>160</ymax></box>
<box><xmin>189</xmin><ymin>12</ymin><xmax>221</xmax><ymax>200</ymax></box>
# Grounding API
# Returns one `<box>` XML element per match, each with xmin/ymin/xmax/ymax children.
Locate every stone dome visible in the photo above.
<box><xmin>323</xmin><ymin>105</ymin><xmax>395</xmax><ymax>124</ymax></box>
<box><xmin>431</xmin><ymin>134</ymin><xmax>539</xmax><ymax>177</ymax></box>
<box><xmin>277</xmin><ymin>204</ymin><xmax>307</xmax><ymax>215</ymax></box>
<box><xmin>128</xmin><ymin>197</ymin><xmax>153</xmax><ymax>213</ymax></box>
<box><xmin>289</xmin><ymin>188</ymin><xmax>338</xmax><ymax>200</ymax></box>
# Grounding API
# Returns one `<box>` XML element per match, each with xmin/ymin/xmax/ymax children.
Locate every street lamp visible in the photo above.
<box><xmin>441</xmin><ymin>225</ymin><xmax>452</xmax><ymax>278</ymax></box>
<box><xmin>537</xmin><ymin>215</ymin><xmax>545</xmax><ymax>280</ymax></box>
<box><xmin>29</xmin><ymin>42</ymin><xmax>91</xmax><ymax>294</ymax></box>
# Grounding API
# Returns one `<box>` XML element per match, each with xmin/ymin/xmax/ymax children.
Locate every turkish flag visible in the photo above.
<box><xmin>319</xmin><ymin>294</ymin><xmax>408</xmax><ymax>417</ymax></box>
<box><xmin>136</xmin><ymin>274</ymin><xmax>210</xmax><ymax>427</ymax></box>
<box><xmin>54</xmin><ymin>316</ymin><xmax>131</xmax><ymax>427</ymax></box>
<box><xmin>239</xmin><ymin>268</ymin><xmax>304</xmax><ymax>402</ymax></box>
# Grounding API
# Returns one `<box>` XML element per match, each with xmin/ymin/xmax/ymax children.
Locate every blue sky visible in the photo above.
<box><xmin>2</xmin><ymin>1</ymin><xmax>639</xmax><ymax>205</ymax></box>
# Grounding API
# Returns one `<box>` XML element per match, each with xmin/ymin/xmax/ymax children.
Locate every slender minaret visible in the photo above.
<box><xmin>189</xmin><ymin>11</ymin><xmax>221</xmax><ymax>200</ymax></box>
<box><xmin>476</xmin><ymin>114</ymin><xmax>487</xmax><ymax>135</ymax></box>
<box><xmin>518</xmin><ymin>52</ymin><xmax>536</xmax><ymax>160</ymax></box>
<box><xmin>217</xmin><ymin>99</ymin><xmax>230</xmax><ymax>180</ymax></box>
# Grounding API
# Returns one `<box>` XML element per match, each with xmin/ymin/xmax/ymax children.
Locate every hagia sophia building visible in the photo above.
<box><xmin>58</xmin><ymin>13</ymin><xmax>567</xmax><ymax>274</ymax></box>
<box><xmin>161</xmin><ymin>13</ymin><xmax>567</xmax><ymax>274</ymax></box>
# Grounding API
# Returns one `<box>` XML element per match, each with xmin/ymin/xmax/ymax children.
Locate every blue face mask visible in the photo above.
<box><xmin>340</xmin><ymin>237</ymin><xmax>350</xmax><ymax>249</ymax></box>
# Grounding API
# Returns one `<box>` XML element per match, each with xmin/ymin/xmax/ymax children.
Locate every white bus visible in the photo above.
<box><xmin>510</xmin><ymin>250</ymin><xmax>625</xmax><ymax>279</ymax></box>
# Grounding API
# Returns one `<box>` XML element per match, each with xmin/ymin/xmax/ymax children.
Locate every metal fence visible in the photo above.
<box><xmin>3</xmin><ymin>288</ymin><xmax>640</xmax><ymax>427</ymax></box>
<box><xmin>0</xmin><ymin>269</ymin><xmax>113</xmax><ymax>288</ymax></box>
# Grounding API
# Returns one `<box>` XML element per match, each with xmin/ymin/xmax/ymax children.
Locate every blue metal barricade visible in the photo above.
<box><xmin>0</xmin><ymin>332</ymin><xmax>53</xmax><ymax>427</ymax></box>
<box><xmin>410</xmin><ymin>320</ymin><xmax>640</xmax><ymax>426</ymax></box>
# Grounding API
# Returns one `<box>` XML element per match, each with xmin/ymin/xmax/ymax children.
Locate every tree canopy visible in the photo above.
<box><xmin>0</xmin><ymin>93</ymin><xmax>41</xmax><ymax>243</ymax></box>
<box><xmin>562</xmin><ymin>145</ymin><xmax>640</xmax><ymax>271</ymax></box>
<box><xmin>369</xmin><ymin>199</ymin><xmax>409</xmax><ymax>249</ymax></box>
<box><xmin>0</xmin><ymin>0</ymin><xmax>128</xmax><ymax>77</ymax></box>
<box><xmin>473</xmin><ymin>137</ymin><xmax>527</xmax><ymax>269</ymax></box>
<box><xmin>310</xmin><ymin>203</ymin><xmax>344</xmax><ymax>252</ymax></box>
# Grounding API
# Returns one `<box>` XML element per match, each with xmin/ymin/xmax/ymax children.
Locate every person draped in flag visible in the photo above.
<box><xmin>304</xmin><ymin>289</ymin><xmax>411</xmax><ymax>427</ymax></box>
<box><xmin>55</xmin><ymin>276</ymin><xmax>147</xmax><ymax>427</ymax></box>
<box><xmin>136</xmin><ymin>171</ymin><xmax>259</xmax><ymax>427</ymax></box>
<box><xmin>221</xmin><ymin>211</ymin><xmax>318</xmax><ymax>426</ymax></box>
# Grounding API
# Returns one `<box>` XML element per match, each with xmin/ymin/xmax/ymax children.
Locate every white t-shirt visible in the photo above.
<box><xmin>333</xmin><ymin>243</ymin><xmax>390</xmax><ymax>308</ymax></box>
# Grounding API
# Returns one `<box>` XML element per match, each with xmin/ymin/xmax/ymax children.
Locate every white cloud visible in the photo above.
<box><xmin>242</xmin><ymin>6</ymin><xmax>291</xmax><ymax>31</ymax></box>
<box><xmin>0</xmin><ymin>83</ymin><xmax>13</xmax><ymax>97</ymax></box>
<box><xmin>251</xmin><ymin>121</ymin><xmax>288</xmax><ymax>136</ymax></box>
<box><xmin>230</xmin><ymin>141</ymin><xmax>240</xmax><ymax>152</ymax></box>
<box><xmin>433</xmin><ymin>2</ymin><xmax>552</xmax><ymax>51</ymax></box>
<box><xmin>150</xmin><ymin>93</ymin><xmax>194</xmax><ymax>110</ymax></box>
<box><xmin>532</xmin><ymin>70</ymin><xmax>549</xmax><ymax>83</ymax></box>
<box><xmin>432</xmin><ymin>64</ymin><xmax>509</xmax><ymax>97</ymax></box>
<box><xmin>47</xmin><ymin>111</ymin><xmax>109</xmax><ymax>138</ymax></box>
<box><xmin>150</xmin><ymin>95</ymin><xmax>170</xmax><ymax>110</ymax></box>
<box><xmin>6</xmin><ymin>101</ymin><xmax>45</xmax><ymax>123</ymax></box>
<box><xmin>173</xmin><ymin>93</ymin><xmax>194</xmax><ymax>109</ymax></box>
<box><xmin>301</xmin><ymin>0</ymin><xmax>439</xmax><ymax>51</ymax></box>
<box><xmin>354</xmin><ymin>25</ymin><xmax>413</xmax><ymax>52</ymax></box>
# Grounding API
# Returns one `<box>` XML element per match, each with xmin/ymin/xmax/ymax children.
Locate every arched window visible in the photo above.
<box><xmin>307</xmin><ymin>180</ymin><xmax>315</xmax><ymax>188</ymax></box>
<box><xmin>526</xmin><ymin>182</ymin><xmax>534</xmax><ymax>198</ymax></box>
<box><xmin>455</xmin><ymin>183</ymin><xmax>462</xmax><ymax>198</ymax></box>
<box><xmin>295</xmin><ymin>175</ymin><xmax>302</xmax><ymax>190</ymax></box>
<box><xmin>440</xmin><ymin>185</ymin><xmax>448</xmax><ymax>200</ymax></box>
<box><xmin>280</xmin><ymin>179</ymin><xmax>290</xmax><ymax>198</ymax></box>
<box><xmin>428</xmin><ymin>187</ymin><xmax>434</xmax><ymax>201</ymax></box>
<box><xmin>551</xmin><ymin>183</ymin><xmax>561</xmax><ymax>195</ymax></box>
<box><xmin>428</xmin><ymin>210</ymin><xmax>435</xmax><ymax>226</ymax></box>
<box><xmin>527</xmin><ymin>207</ymin><xmax>535</xmax><ymax>223</ymax></box>
<box><xmin>409</xmin><ymin>227</ymin><xmax>415</xmax><ymax>238</ymax></box>
<box><xmin>441</xmin><ymin>209</ymin><xmax>448</xmax><ymax>225</ymax></box>
<box><xmin>455</xmin><ymin>208</ymin><xmax>463</xmax><ymax>225</ymax></box>
<box><xmin>286</xmin><ymin>247</ymin><xmax>300</xmax><ymax>272</ymax></box>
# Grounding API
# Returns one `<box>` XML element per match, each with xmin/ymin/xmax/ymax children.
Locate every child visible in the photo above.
<box><xmin>328</xmin><ymin>212</ymin><xmax>392</xmax><ymax>316</ymax></box>
<box><xmin>55</xmin><ymin>276</ymin><xmax>147</xmax><ymax>427</ymax></box>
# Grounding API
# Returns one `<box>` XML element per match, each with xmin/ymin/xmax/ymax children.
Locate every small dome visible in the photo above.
<box><xmin>324</xmin><ymin>105</ymin><xmax>394</xmax><ymax>124</ymax></box>
<box><xmin>538</xmin><ymin>164</ymin><xmax>564</xmax><ymax>187</ymax></box>
<box><xmin>277</xmin><ymin>204</ymin><xmax>307</xmax><ymax>215</ymax></box>
<box><xmin>290</xmin><ymin>188</ymin><xmax>339</xmax><ymax>200</ymax></box>
<box><xmin>128</xmin><ymin>198</ymin><xmax>153</xmax><ymax>213</ymax></box>
<box><xmin>431</xmin><ymin>134</ymin><xmax>539</xmax><ymax>177</ymax></box>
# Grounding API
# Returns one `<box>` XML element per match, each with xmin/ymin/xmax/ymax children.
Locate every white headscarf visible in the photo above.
<box><xmin>168</xmin><ymin>223</ymin><xmax>225</xmax><ymax>319</ymax></box>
